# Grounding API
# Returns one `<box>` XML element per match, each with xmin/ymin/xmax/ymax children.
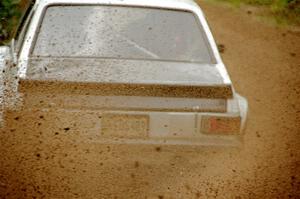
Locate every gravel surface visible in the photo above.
<box><xmin>0</xmin><ymin>1</ymin><xmax>300</xmax><ymax>198</ymax></box>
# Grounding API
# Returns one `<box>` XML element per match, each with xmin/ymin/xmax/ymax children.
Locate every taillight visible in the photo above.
<box><xmin>200</xmin><ymin>115</ymin><xmax>241</xmax><ymax>135</ymax></box>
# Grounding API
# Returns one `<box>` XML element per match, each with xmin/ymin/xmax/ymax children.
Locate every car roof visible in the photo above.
<box><xmin>35</xmin><ymin>0</ymin><xmax>198</xmax><ymax>5</ymax></box>
<box><xmin>34</xmin><ymin>0</ymin><xmax>202</xmax><ymax>13</ymax></box>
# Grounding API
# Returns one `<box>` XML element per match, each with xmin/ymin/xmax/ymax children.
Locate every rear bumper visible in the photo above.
<box><xmin>11</xmin><ymin>93</ymin><xmax>247</xmax><ymax>147</ymax></box>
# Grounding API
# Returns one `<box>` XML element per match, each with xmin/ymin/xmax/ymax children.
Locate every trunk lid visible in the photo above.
<box><xmin>23</xmin><ymin>58</ymin><xmax>233</xmax><ymax>99</ymax></box>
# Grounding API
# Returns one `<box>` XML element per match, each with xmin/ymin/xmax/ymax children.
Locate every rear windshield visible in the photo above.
<box><xmin>32</xmin><ymin>5</ymin><xmax>213</xmax><ymax>63</ymax></box>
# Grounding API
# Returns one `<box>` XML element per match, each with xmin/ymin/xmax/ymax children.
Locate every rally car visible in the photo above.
<box><xmin>0</xmin><ymin>0</ymin><xmax>248</xmax><ymax>146</ymax></box>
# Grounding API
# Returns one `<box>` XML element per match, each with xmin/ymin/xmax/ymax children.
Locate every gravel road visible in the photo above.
<box><xmin>0</xmin><ymin>1</ymin><xmax>300</xmax><ymax>198</ymax></box>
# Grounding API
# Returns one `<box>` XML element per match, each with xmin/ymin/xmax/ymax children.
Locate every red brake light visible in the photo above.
<box><xmin>201</xmin><ymin>115</ymin><xmax>241</xmax><ymax>135</ymax></box>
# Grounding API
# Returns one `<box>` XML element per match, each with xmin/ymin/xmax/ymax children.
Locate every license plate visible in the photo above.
<box><xmin>101</xmin><ymin>113</ymin><xmax>149</xmax><ymax>138</ymax></box>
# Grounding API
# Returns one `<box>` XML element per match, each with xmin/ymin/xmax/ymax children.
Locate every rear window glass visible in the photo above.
<box><xmin>32</xmin><ymin>5</ymin><xmax>213</xmax><ymax>63</ymax></box>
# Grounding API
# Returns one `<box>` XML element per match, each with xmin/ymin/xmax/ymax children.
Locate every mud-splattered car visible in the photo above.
<box><xmin>0</xmin><ymin>0</ymin><xmax>247</xmax><ymax>146</ymax></box>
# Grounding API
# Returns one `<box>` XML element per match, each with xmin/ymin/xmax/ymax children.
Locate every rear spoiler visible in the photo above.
<box><xmin>18</xmin><ymin>79</ymin><xmax>233</xmax><ymax>99</ymax></box>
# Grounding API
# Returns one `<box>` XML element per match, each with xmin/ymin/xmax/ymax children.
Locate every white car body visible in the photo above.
<box><xmin>0</xmin><ymin>0</ymin><xmax>248</xmax><ymax>146</ymax></box>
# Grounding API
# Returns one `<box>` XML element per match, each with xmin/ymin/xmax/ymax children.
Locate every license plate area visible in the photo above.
<box><xmin>101</xmin><ymin>112</ymin><xmax>149</xmax><ymax>139</ymax></box>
